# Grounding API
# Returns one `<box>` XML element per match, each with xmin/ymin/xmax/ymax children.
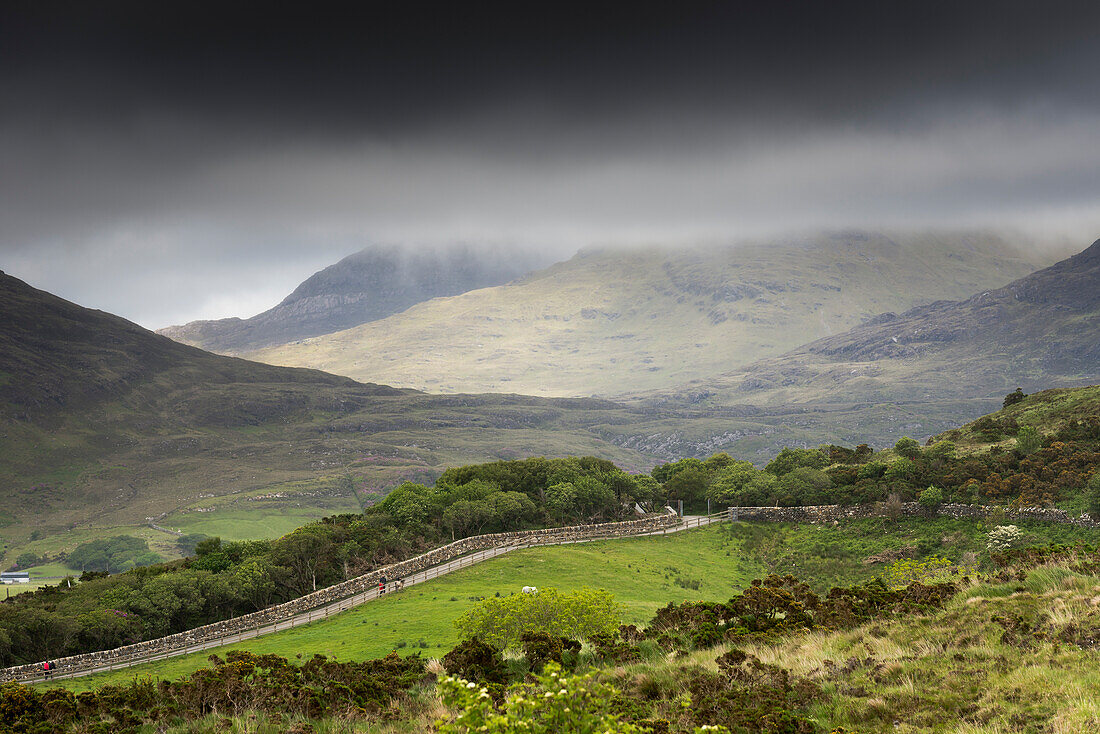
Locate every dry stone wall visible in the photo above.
<box><xmin>1</xmin><ymin>514</ymin><xmax>678</xmax><ymax>682</ymax></box>
<box><xmin>724</xmin><ymin>502</ymin><xmax>1099</xmax><ymax>528</ymax></box>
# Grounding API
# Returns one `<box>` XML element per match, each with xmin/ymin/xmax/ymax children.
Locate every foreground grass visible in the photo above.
<box><xmin>604</xmin><ymin>564</ymin><xmax>1100</xmax><ymax>733</ymax></box>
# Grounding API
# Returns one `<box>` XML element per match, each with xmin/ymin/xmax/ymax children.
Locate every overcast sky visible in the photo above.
<box><xmin>3</xmin><ymin>2</ymin><xmax>1100</xmax><ymax>328</ymax></box>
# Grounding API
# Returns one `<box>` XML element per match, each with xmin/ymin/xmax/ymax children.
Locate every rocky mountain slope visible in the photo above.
<box><xmin>667</xmin><ymin>238</ymin><xmax>1100</xmax><ymax>407</ymax></box>
<box><xmin>246</xmin><ymin>231</ymin><xmax>1064</xmax><ymax>397</ymax></box>
<box><xmin>158</xmin><ymin>245</ymin><xmax>550</xmax><ymax>353</ymax></box>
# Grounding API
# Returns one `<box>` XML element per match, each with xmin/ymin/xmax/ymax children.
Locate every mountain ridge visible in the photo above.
<box><xmin>158</xmin><ymin>244</ymin><xmax>552</xmax><ymax>353</ymax></box>
<box><xmin>661</xmin><ymin>238</ymin><xmax>1100</xmax><ymax>407</ymax></box>
<box><xmin>245</xmin><ymin>230</ymin><xmax>1067</xmax><ymax>397</ymax></box>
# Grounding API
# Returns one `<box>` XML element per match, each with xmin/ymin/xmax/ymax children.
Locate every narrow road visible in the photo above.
<box><xmin>29</xmin><ymin>514</ymin><xmax>724</xmax><ymax>683</ymax></box>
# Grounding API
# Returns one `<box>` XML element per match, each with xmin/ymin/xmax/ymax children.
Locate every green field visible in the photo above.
<box><xmin>42</xmin><ymin>515</ymin><xmax>1100</xmax><ymax>692</ymax></box>
<box><xmin>46</xmin><ymin>524</ymin><xmax>762</xmax><ymax>690</ymax></box>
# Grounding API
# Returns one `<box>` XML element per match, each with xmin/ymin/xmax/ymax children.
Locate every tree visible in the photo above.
<box><xmin>651</xmin><ymin>457</ymin><xmax>704</xmax><ymax>484</ymax></box>
<box><xmin>925</xmin><ymin>441</ymin><xmax>956</xmax><ymax>462</ymax></box>
<box><xmin>663</xmin><ymin>465</ymin><xmax>709</xmax><ymax>507</ymax></box>
<box><xmin>571</xmin><ymin>477</ymin><xmax>616</xmax><ymax>521</ymax></box>
<box><xmin>765</xmin><ymin>447</ymin><xmax>828</xmax><ymax>476</ymax></box>
<box><xmin>777</xmin><ymin>467</ymin><xmax>833</xmax><ymax>506</ymax></box>
<box><xmin>232</xmin><ymin>557</ymin><xmax>278</xmax><ymax>610</ymax></box>
<box><xmin>893</xmin><ymin>436</ymin><xmax>921</xmax><ymax>459</ymax></box>
<box><xmin>453</xmin><ymin>587</ymin><xmax>620</xmax><ymax>650</ymax></box>
<box><xmin>884</xmin><ymin>458</ymin><xmax>917</xmax><ymax>482</ymax></box>
<box><xmin>545</xmin><ymin>482</ymin><xmax>578</xmax><ymax>523</ymax></box>
<box><xmin>486</xmin><ymin>491</ymin><xmax>538</xmax><ymax>531</ymax></box>
<box><xmin>1003</xmin><ymin>388</ymin><xmax>1027</xmax><ymax>408</ymax></box>
<box><xmin>1086</xmin><ymin>473</ymin><xmax>1100</xmax><ymax>520</ymax></box>
<box><xmin>918</xmin><ymin>485</ymin><xmax>944</xmax><ymax>509</ymax></box>
<box><xmin>15</xmin><ymin>553</ymin><xmax>39</xmax><ymax>569</ymax></box>
<box><xmin>380</xmin><ymin>482</ymin><xmax>436</xmax><ymax>527</ymax></box>
<box><xmin>272</xmin><ymin>525</ymin><xmax>334</xmax><ymax>595</ymax></box>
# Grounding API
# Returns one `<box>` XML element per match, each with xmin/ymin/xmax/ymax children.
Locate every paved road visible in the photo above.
<box><xmin>30</xmin><ymin>514</ymin><xmax>723</xmax><ymax>683</ymax></box>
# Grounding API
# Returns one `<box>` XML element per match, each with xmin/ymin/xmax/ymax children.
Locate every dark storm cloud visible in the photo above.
<box><xmin>3</xmin><ymin>1</ymin><xmax>1100</xmax><ymax>326</ymax></box>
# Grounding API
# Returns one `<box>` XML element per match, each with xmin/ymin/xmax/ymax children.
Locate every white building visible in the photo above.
<box><xmin>1</xmin><ymin>571</ymin><xmax>31</xmax><ymax>584</ymax></box>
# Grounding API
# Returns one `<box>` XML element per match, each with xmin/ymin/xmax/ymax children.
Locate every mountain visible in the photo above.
<box><xmin>245</xmin><ymin>231</ymin><xmax>1066</xmax><ymax>397</ymax></box>
<box><xmin>158</xmin><ymin>244</ymin><xmax>551</xmax><ymax>353</ymax></box>
<box><xmin>663</xmin><ymin>238</ymin><xmax>1100</xmax><ymax>411</ymax></box>
<box><xmin>0</xmin><ymin>271</ymin><xmax>659</xmax><ymax>564</ymax></box>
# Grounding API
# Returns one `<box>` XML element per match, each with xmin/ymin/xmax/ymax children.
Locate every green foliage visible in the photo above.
<box><xmin>1003</xmin><ymin>387</ymin><xmax>1027</xmax><ymax>408</ymax></box>
<box><xmin>436</xmin><ymin>662</ymin><xmax>647</xmax><ymax>734</ymax></box>
<box><xmin>663</xmin><ymin>465</ymin><xmax>710</xmax><ymax>505</ymax></box>
<box><xmin>14</xmin><ymin>552</ymin><xmax>39</xmax><ymax>569</ymax></box>
<box><xmin>917</xmin><ymin>485</ymin><xmax>944</xmax><ymax>508</ymax></box>
<box><xmin>1088</xmin><ymin>474</ymin><xmax>1100</xmax><ymax>519</ymax></box>
<box><xmin>883</xmin><ymin>458</ymin><xmax>916</xmax><ymax>482</ymax></box>
<box><xmin>880</xmin><ymin>556</ymin><xmax>959</xmax><ymax>588</ymax></box>
<box><xmin>1016</xmin><ymin>425</ymin><xmax>1043</xmax><ymax>455</ymax></box>
<box><xmin>453</xmin><ymin>587</ymin><xmax>621</xmax><ymax>650</ymax></box>
<box><xmin>175</xmin><ymin>533</ymin><xmax>208</xmax><ymax>555</ymax></box>
<box><xmin>442</xmin><ymin>638</ymin><xmax>508</xmax><ymax>685</ymax></box>
<box><xmin>65</xmin><ymin>536</ymin><xmax>162</xmax><ymax>573</ymax></box>
<box><xmin>765</xmin><ymin>448</ymin><xmax>828</xmax><ymax>477</ymax></box>
<box><xmin>924</xmin><ymin>440</ymin><xmax>956</xmax><ymax>462</ymax></box>
<box><xmin>1</xmin><ymin>650</ymin><xmax>426</xmax><ymax>730</ymax></box>
<box><xmin>987</xmin><ymin>525</ymin><xmax>1022</xmax><ymax>552</ymax></box>
<box><xmin>893</xmin><ymin>436</ymin><xmax>921</xmax><ymax>459</ymax></box>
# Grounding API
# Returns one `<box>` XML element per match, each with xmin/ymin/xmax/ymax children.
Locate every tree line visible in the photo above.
<box><xmin>0</xmin><ymin>456</ymin><xmax>658</xmax><ymax>666</ymax></box>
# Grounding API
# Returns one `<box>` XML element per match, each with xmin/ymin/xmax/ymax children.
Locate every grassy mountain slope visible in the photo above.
<box><xmin>0</xmin><ymin>271</ymin><xmax>659</xmax><ymax>566</ymax></box>
<box><xmin>247</xmin><ymin>231</ymin><xmax>1062</xmax><ymax>397</ymax></box>
<box><xmin>158</xmin><ymin>244</ymin><xmax>550</xmax><ymax>353</ymax></box>
<box><xmin>667</xmin><ymin>238</ymin><xmax>1100</xmax><ymax>409</ymax></box>
<box><xmin>934</xmin><ymin>384</ymin><xmax>1100</xmax><ymax>449</ymax></box>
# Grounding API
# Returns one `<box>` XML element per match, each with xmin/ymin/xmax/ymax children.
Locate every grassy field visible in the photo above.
<box><xmin>45</xmin><ymin>524</ymin><xmax>763</xmax><ymax>691</ymax></box>
<box><xmin>40</xmin><ymin>515</ymin><xmax>1100</xmax><ymax>692</ymax></box>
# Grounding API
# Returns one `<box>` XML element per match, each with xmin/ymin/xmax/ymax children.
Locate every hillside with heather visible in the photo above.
<box><xmin>158</xmin><ymin>244</ymin><xmax>551</xmax><ymax>353</ymax></box>
<box><xmin>246</xmin><ymin>231</ymin><xmax>1061</xmax><ymax>397</ymax></box>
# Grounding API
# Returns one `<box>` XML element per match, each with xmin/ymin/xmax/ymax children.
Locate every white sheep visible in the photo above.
<box><xmin>521</xmin><ymin>586</ymin><xmax>538</xmax><ymax>595</ymax></box>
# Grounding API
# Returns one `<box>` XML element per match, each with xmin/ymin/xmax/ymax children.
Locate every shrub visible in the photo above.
<box><xmin>442</xmin><ymin>638</ymin><xmax>508</xmax><ymax>684</ymax></box>
<box><xmin>1088</xmin><ymin>474</ymin><xmax>1100</xmax><ymax>520</ymax></box>
<box><xmin>918</xmin><ymin>486</ymin><xmax>945</xmax><ymax>509</ymax></box>
<box><xmin>453</xmin><ymin>587</ymin><xmax>621</xmax><ymax>650</ymax></box>
<box><xmin>436</xmin><ymin>662</ymin><xmax>647</xmax><ymax>733</ymax></box>
<box><xmin>987</xmin><ymin>525</ymin><xmax>1022</xmax><ymax>552</ymax></box>
<box><xmin>894</xmin><ymin>436</ymin><xmax>922</xmax><ymax>459</ymax></box>
<box><xmin>1016</xmin><ymin>425</ymin><xmax>1042</xmax><ymax>455</ymax></box>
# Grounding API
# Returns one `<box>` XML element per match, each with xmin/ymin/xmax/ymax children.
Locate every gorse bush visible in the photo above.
<box><xmin>436</xmin><ymin>663</ymin><xmax>648</xmax><ymax>733</ymax></box>
<box><xmin>453</xmin><ymin>587</ymin><xmax>620</xmax><ymax>650</ymax></box>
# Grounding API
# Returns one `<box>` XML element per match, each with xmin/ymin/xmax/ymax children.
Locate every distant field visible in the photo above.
<box><xmin>165</xmin><ymin>503</ymin><xmax>361</xmax><ymax>542</ymax></box>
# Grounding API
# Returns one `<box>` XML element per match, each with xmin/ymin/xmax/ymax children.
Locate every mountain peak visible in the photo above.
<box><xmin>159</xmin><ymin>244</ymin><xmax>553</xmax><ymax>353</ymax></box>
